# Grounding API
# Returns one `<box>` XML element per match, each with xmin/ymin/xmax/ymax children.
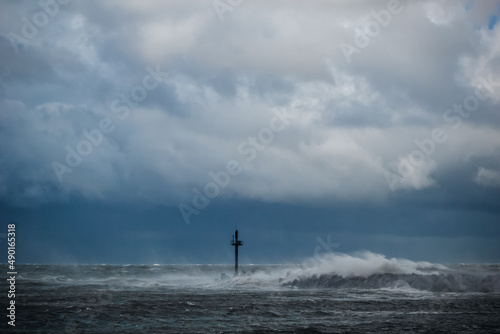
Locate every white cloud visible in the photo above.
<box><xmin>423</xmin><ymin>1</ymin><xmax>464</xmax><ymax>26</ymax></box>
<box><xmin>474</xmin><ymin>168</ymin><xmax>500</xmax><ymax>187</ymax></box>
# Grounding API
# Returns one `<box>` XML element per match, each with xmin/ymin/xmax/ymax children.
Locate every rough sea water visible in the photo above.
<box><xmin>6</xmin><ymin>252</ymin><xmax>500</xmax><ymax>333</ymax></box>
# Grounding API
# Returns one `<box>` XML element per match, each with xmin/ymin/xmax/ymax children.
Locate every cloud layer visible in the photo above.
<box><xmin>1</xmin><ymin>0</ymin><xmax>500</xmax><ymax>214</ymax></box>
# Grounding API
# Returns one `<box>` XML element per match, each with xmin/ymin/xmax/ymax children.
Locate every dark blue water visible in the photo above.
<box><xmin>5</xmin><ymin>256</ymin><xmax>500</xmax><ymax>333</ymax></box>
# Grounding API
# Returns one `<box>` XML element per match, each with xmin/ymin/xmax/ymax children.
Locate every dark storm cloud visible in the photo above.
<box><xmin>1</xmin><ymin>0</ymin><xmax>499</xmax><ymax>202</ymax></box>
<box><xmin>0</xmin><ymin>0</ymin><xmax>499</xmax><ymax>263</ymax></box>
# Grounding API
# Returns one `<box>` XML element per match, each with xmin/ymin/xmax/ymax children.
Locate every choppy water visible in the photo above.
<box><xmin>6</xmin><ymin>253</ymin><xmax>500</xmax><ymax>333</ymax></box>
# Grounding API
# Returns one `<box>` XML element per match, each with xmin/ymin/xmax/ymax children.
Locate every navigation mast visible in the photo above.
<box><xmin>231</xmin><ymin>230</ymin><xmax>243</xmax><ymax>276</ymax></box>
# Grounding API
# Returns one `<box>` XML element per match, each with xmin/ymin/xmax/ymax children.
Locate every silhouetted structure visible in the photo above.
<box><xmin>231</xmin><ymin>230</ymin><xmax>243</xmax><ymax>276</ymax></box>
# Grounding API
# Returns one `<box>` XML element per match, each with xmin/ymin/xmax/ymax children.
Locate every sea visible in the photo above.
<box><xmin>5</xmin><ymin>252</ymin><xmax>500</xmax><ymax>333</ymax></box>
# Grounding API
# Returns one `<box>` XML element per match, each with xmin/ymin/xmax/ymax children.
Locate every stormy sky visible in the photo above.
<box><xmin>1</xmin><ymin>0</ymin><xmax>499</xmax><ymax>264</ymax></box>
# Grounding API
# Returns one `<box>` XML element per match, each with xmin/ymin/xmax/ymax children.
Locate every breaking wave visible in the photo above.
<box><xmin>278</xmin><ymin>252</ymin><xmax>500</xmax><ymax>293</ymax></box>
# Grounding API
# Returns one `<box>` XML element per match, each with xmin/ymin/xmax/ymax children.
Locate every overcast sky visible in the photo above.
<box><xmin>1</xmin><ymin>0</ymin><xmax>499</xmax><ymax>264</ymax></box>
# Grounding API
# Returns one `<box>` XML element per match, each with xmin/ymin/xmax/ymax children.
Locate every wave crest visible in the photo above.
<box><xmin>279</xmin><ymin>252</ymin><xmax>500</xmax><ymax>292</ymax></box>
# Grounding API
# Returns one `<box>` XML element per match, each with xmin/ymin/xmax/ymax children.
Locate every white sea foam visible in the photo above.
<box><xmin>11</xmin><ymin>253</ymin><xmax>500</xmax><ymax>293</ymax></box>
<box><xmin>294</xmin><ymin>251</ymin><xmax>444</xmax><ymax>278</ymax></box>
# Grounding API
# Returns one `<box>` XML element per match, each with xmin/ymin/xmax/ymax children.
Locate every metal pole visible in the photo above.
<box><xmin>231</xmin><ymin>229</ymin><xmax>243</xmax><ymax>277</ymax></box>
<box><xmin>235</xmin><ymin>235</ymin><xmax>239</xmax><ymax>276</ymax></box>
